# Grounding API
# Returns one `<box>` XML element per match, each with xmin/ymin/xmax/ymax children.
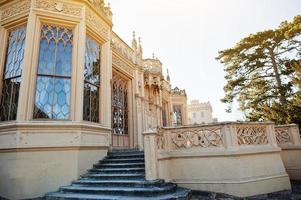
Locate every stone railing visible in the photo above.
<box><xmin>143</xmin><ymin>122</ymin><xmax>279</xmax><ymax>180</ymax></box>
<box><xmin>275</xmin><ymin>124</ymin><xmax>301</xmax><ymax>147</ymax></box>
<box><xmin>152</xmin><ymin>122</ymin><xmax>277</xmax><ymax>152</ymax></box>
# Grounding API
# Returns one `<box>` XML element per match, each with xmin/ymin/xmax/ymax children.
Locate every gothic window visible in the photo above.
<box><xmin>173</xmin><ymin>105</ymin><xmax>182</xmax><ymax>126</ymax></box>
<box><xmin>0</xmin><ymin>26</ymin><xmax>26</xmax><ymax>121</ymax></box>
<box><xmin>162</xmin><ymin>102</ymin><xmax>167</xmax><ymax>127</ymax></box>
<box><xmin>83</xmin><ymin>36</ymin><xmax>101</xmax><ymax>122</ymax></box>
<box><xmin>34</xmin><ymin>24</ymin><xmax>73</xmax><ymax>119</ymax></box>
<box><xmin>112</xmin><ymin>77</ymin><xmax>128</xmax><ymax>135</ymax></box>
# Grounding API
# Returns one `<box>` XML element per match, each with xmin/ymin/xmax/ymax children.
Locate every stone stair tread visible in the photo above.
<box><xmin>103</xmin><ymin>158</ymin><xmax>145</xmax><ymax>161</ymax></box>
<box><xmin>61</xmin><ymin>184</ymin><xmax>175</xmax><ymax>192</ymax></box>
<box><xmin>108</xmin><ymin>153</ymin><xmax>144</xmax><ymax>157</ymax></box>
<box><xmin>96</xmin><ymin>163</ymin><xmax>145</xmax><ymax>167</ymax></box>
<box><xmin>46</xmin><ymin>187</ymin><xmax>190</xmax><ymax>200</ymax></box>
<box><xmin>91</xmin><ymin>167</ymin><xmax>145</xmax><ymax>171</ymax></box>
<box><xmin>85</xmin><ymin>173</ymin><xmax>145</xmax><ymax>177</ymax></box>
<box><xmin>76</xmin><ymin>179</ymin><xmax>163</xmax><ymax>184</ymax></box>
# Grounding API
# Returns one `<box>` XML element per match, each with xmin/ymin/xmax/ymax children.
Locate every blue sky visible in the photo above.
<box><xmin>108</xmin><ymin>0</ymin><xmax>301</xmax><ymax>121</ymax></box>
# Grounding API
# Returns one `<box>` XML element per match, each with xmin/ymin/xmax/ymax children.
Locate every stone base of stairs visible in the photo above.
<box><xmin>44</xmin><ymin>149</ymin><xmax>191</xmax><ymax>200</ymax></box>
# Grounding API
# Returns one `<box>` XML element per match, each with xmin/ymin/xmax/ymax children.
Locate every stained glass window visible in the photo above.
<box><xmin>0</xmin><ymin>26</ymin><xmax>26</xmax><ymax>121</ymax></box>
<box><xmin>34</xmin><ymin>24</ymin><xmax>73</xmax><ymax>119</ymax></box>
<box><xmin>83</xmin><ymin>36</ymin><xmax>101</xmax><ymax>122</ymax></box>
<box><xmin>112</xmin><ymin>77</ymin><xmax>128</xmax><ymax>135</ymax></box>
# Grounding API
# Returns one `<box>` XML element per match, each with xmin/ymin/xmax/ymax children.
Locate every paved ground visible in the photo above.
<box><xmin>190</xmin><ymin>180</ymin><xmax>301</xmax><ymax>200</ymax></box>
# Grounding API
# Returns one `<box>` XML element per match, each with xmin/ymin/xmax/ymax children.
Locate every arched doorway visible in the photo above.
<box><xmin>111</xmin><ymin>72</ymin><xmax>130</xmax><ymax>148</ymax></box>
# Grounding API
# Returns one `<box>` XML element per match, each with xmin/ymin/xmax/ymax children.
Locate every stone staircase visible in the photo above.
<box><xmin>45</xmin><ymin>149</ymin><xmax>191</xmax><ymax>200</ymax></box>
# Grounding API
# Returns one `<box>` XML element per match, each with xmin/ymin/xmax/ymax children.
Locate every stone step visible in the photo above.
<box><xmin>45</xmin><ymin>187</ymin><xmax>191</xmax><ymax>200</ymax></box>
<box><xmin>83</xmin><ymin>173</ymin><xmax>145</xmax><ymax>180</ymax></box>
<box><xmin>107</xmin><ymin>153</ymin><xmax>144</xmax><ymax>159</ymax></box>
<box><xmin>100</xmin><ymin>158</ymin><xmax>145</xmax><ymax>163</ymax></box>
<box><xmin>59</xmin><ymin>183</ymin><xmax>177</xmax><ymax>196</ymax></box>
<box><xmin>89</xmin><ymin>167</ymin><xmax>145</xmax><ymax>174</ymax></box>
<box><xmin>94</xmin><ymin>162</ymin><xmax>145</xmax><ymax>169</ymax></box>
<box><xmin>110</xmin><ymin>148</ymin><xmax>141</xmax><ymax>153</ymax></box>
<box><xmin>73</xmin><ymin>179</ymin><xmax>164</xmax><ymax>188</ymax></box>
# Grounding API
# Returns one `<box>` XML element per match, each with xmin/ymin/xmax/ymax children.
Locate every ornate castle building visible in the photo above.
<box><xmin>0</xmin><ymin>0</ymin><xmax>188</xmax><ymax>198</ymax></box>
<box><xmin>0</xmin><ymin>0</ymin><xmax>300</xmax><ymax>199</ymax></box>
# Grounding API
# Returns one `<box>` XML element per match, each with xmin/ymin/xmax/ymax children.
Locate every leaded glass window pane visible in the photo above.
<box><xmin>34</xmin><ymin>24</ymin><xmax>73</xmax><ymax>119</ymax></box>
<box><xmin>83</xmin><ymin>36</ymin><xmax>101</xmax><ymax>123</ymax></box>
<box><xmin>0</xmin><ymin>26</ymin><xmax>26</xmax><ymax>121</ymax></box>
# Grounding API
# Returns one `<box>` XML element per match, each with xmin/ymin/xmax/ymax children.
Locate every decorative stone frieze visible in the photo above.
<box><xmin>171</xmin><ymin>128</ymin><xmax>223</xmax><ymax>149</ymax></box>
<box><xmin>112</xmin><ymin>54</ymin><xmax>134</xmax><ymax>76</ymax></box>
<box><xmin>236</xmin><ymin>125</ymin><xmax>268</xmax><ymax>145</ymax></box>
<box><xmin>0</xmin><ymin>0</ymin><xmax>31</xmax><ymax>21</ymax></box>
<box><xmin>35</xmin><ymin>0</ymin><xmax>82</xmax><ymax>17</ymax></box>
<box><xmin>111</xmin><ymin>32</ymin><xmax>135</xmax><ymax>63</ymax></box>
<box><xmin>87</xmin><ymin>0</ymin><xmax>112</xmax><ymax>21</ymax></box>
<box><xmin>86</xmin><ymin>9</ymin><xmax>110</xmax><ymax>41</ymax></box>
<box><xmin>275</xmin><ymin>127</ymin><xmax>292</xmax><ymax>144</ymax></box>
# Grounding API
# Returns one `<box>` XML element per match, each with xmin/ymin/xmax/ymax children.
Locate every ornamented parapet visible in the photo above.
<box><xmin>275</xmin><ymin>124</ymin><xmax>301</xmax><ymax>147</ymax></box>
<box><xmin>111</xmin><ymin>32</ymin><xmax>136</xmax><ymax>63</ymax></box>
<box><xmin>275</xmin><ymin>127</ymin><xmax>292</xmax><ymax>145</ymax></box>
<box><xmin>171</xmin><ymin>128</ymin><xmax>223</xmax><ymax>149</ymax></box>
<box><xmin>171</xmin><ymin>87</ymin><xmax>186</xmax><ymax>96</ymax></box>
<box><xmin>236</xmin><ymin>125</ymin><xmax>268</xmax><ymax>145</ymax></box>
<box><xmin>152</xmin><ymin>122</ymin><xmax>276</xmax><ymax>152</ymax></box>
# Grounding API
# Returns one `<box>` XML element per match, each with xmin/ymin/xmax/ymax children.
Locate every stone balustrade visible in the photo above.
<box><xmin>143</xmin><ymin>122</ymin><xmax>292</xmax><ymax>197</ymax></box>
<box><xmin>153</xmin><ymin>122</ymin><xmax>277</xmax><ymax>153</ymax></box>
<box><xmin>275</xmin><ymin>124</ymin><xmax>301</xmax><ymax>147</ymax></box>
<box><xmin>275</xmin><ymin>124</ymin><xmax>301</xmax><ymax>180</ymax></box>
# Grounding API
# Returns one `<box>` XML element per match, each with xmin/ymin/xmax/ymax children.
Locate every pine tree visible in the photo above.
<box><xmin>216</xmin><ymin>15</ymin><xmax>301</xmax><ymax>125</ymax></box>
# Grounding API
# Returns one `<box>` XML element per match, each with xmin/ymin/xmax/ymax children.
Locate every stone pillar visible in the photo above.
<box><xmin>17</xmin><ymin>11</ymin><xmax>36</xmax><ymax>120</ymax></box>
<box><xmin>143</xmin><ymin>130</ymin><xmax>158</xmax><ymax>180</ymax></box>
<box><xmin>290</xmin><ymin>125</ymin><xmax>301</xmax><ymax>145</ymax></box>
<box><xmin>101</xmin><ymin>41</ymin><xmax>112</xmax><ymax>128</ymax></box>
<box><xmin>73</xmin><ymin>17</ymin><xmax>86</xmax><ymax>121</ymax></box>
<box><xmin>0</xmin><ymin>25</ymin><xmax>7</xmax><ymax>100</ymax></box>
<box><xmin>266</xmin><ymin>123</ymin><xmax>278</xmax><ymax>147</ymax></box>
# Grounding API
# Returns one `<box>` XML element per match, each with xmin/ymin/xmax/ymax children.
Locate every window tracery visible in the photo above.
<box><xmin>112</xmin><ymin>75</ymin><xmax>128</xmax><ymax>135</ymax></box>
<box><xmin>34</xmin><ymin>24</ymin><xmax>73</xmax><ymax>119</ymax></box>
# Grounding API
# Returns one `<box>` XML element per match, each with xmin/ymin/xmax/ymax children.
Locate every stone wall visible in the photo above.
<box><xmin>143</xmin><ymin>122</ymin><xmax>292</xmax><ymax>197</ymax></box>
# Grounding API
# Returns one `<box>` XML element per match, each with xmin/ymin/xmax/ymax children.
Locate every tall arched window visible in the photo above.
<box><xmin>83</xmin><ymin>36</ymin><xmax>101</xmax><ymax>122</ymax></box>
<box><xmin>34</xmin><ymin>24</ymin><xmax>73</xmax><ymax>119</ymax></box>
<box><xmin>0</xmin><ymin>26</ymin><xmax>26</xmax><ymax>121</ymax></box>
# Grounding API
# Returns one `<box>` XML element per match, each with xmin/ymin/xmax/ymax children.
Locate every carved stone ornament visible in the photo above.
<box><xmin>237</xmin><ymin>126</ymin><xmax>268</xmax><ymax>145</ymax></box>
<box><xmin>171</xmin><ymin>128</ymin><xmax>223</xmax><ymax>149</ymax></box>
<box><xmin>111</xmin><ymin>33</ymin><xmax>135</xmax><ymax>63</ymax></box>
<box><xmin>1</xmin><ymin>0</ymin><xmax>31</xmax><ymax>21</ymax></box>
<box><xmin>35</xmin><ymin>0</ymin><xmax>82</xmax><ymax>17</ymax></box>
<box><xmin>112</xmin><ymin>55</ymin><xmax>134</xmax><ymax>76</ymax></box>
<box><xmin>86</xmin><ymin>9</ymin><xmax>109</xmax><ymax>41</ymax></box>
<box><xmin>275</xmin><ymin>127</ymin><xmax>291</xmax><ymax>144</ymax></box>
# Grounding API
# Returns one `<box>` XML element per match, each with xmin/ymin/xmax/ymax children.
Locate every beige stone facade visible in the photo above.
<box><xmin>0</xmin><ymin>0</ymin><xmax>190</xmax><ymax>198</ymax></box>
<box><xmin>0</xmin><ymin>0</ymin><xmax>300</xmax><ymax>199</ymax></box>
<box><xmin>188</xmin><ymin>100</ymin><xmax>215</xmax><ymax>124</ymax></box>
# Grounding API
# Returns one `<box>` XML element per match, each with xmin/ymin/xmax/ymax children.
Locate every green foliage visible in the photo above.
<box><xmin>216</xmin><ymin>15</ymin><xmax>301</xmax><ymax>125</ymax></box>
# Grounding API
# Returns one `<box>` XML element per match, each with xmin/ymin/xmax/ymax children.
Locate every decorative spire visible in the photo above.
<box><xmin>138</xmin><ymin>37</ymin><xmax>143</xmax><ymax>55</ymax></box>
<box><xmin>166</xmin><ymin>69</ymin><xmax>170</xmax><ymax>82</ymax></box>
<box><xmin>132</xmin><ymin>31</ymin><xmax>137</xmax><ymax>50</ymax></box>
